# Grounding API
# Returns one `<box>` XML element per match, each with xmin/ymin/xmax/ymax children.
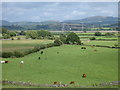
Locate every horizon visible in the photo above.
<box><xmin>2</xmin><ymin>2</ymin><xmax>118</xmax><ymax>22</ymax></box>
<box><xmin>1</xmin><ymin>15</ymin><xmax>118</xmax><ymax>22</ymax></box>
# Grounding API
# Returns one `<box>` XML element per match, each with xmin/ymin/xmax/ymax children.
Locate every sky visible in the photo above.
<box><xmin>1</xmin><ymin>2</ymin><xmax>118</xmax><ymax>22</ymax></box>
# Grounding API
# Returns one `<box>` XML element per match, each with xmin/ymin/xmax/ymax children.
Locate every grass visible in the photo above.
<box><xmin>83</xmin><ymin>41</ymin><xmax>118</xmax><ymax>47</ymax></box>
<box><xmin>2</xmin><ymin>45</ymin><xmax>118</xmax><ymax>88</ymax></box>
<box><xmin>1</xmin><ymin>39</ymin><xmax>54</xmax><ymax>52</ymax></box>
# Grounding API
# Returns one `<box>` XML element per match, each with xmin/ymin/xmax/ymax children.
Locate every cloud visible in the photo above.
<box><xmin>2</xmin><ymin>2</ymin><xmax>118</xmax><ymax>22</ymax></box>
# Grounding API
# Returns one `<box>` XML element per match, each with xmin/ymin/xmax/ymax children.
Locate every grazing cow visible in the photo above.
<box><xmin>0</xmin><ymin>61</ymin><xmax>5</xmax><ymax>64</ymax></box>
<box><xmin>54</xmin><ymin>81</ymin><xmax>58</xmax><ymax>85</ymax></box>
<box><xmin>70</xmin><ymin>81</ymin><xmax>75</xmax><ymax>84</ymax></box>
<box><xmin>82</xmin><ymin>74</ymin><xmax>86</xmax><ymax>78</ymax></box>
<box><xmin>81</xmin><ymin>47</ymin><xmax>86</xmax><ymax>49</ymax></box>
<box><xmin>41</xmin><ymin>51</ymin><xmax>43</xmax><ymax>54</ymax></box>
<box><xmin>5</xmin><ymin>61</ymin><xmax>8</xmax><ymax>63</ymax></box>
<box><xmin>20</xmin><ymin>61</ymin><xmax>24</xmax><ymax>64</ymax></box>
<box><xmin>1</xmin><ymin>61</ymin><xmax>8</xmax><ymax>64</ymax></box>
<box><xmin>39</xmin><ymin>57</ymin><xmax>40</xmax><ymax>60</ymax></box>
<box><xmin>94</xmin><ymin>49</ymin><xmax>97</xmax><ymax>52</ymax></box>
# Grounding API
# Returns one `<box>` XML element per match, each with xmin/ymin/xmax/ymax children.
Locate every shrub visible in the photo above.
<box><xmin>11</xmin><ymin>37</ymin><xmax>14</xmax><ymax>40</ymax></box>
<box><xmin>17</xmin><ymin>37</ymin><xmax>21</xmax><ymax>40</ymax></box>
<box><xmin>2</xmin><ymin>52</ymin><xmax>14</xmax><ymax>58</ymax></box>
<box><xmin>14</xmin><ymin>51</ymin><xmax>24</xmax><ymax>58</ymax></box>
<box><xmin>95</xmin><ymin>32</ymin><xmax>102</xmax><ymax>36</ymax></box>
<box><xmin>66</xmin><ymin>32</ymin><xmax>81</xmax><ymax>45</ymax></box>
<box><xmin>89</xmin><ymin>37</ymin><xmax>96</xmax><ymax>40</ymax></box>
<box><xmin>54</xmin><ymin>39</ymin><xmax>63</xmax><ymax>46</ymax></box>
<box><xmin>46</xmin><ymin>43</ymin><xmax>55</xmax><ymax>48</ymax></box>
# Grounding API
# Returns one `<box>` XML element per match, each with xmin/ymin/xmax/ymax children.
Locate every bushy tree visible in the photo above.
<box><xmin>66</xmin><ymin>32</ymin><xmax>81</xmax><ymax>44</ymax></box>
<box><xmin>2</xmin><ymin>34</ymin><xmax>10</xmax><ymax>39</ymax></box>
<box><xmin>26</xmin><ymin>31</ymin><xmax>38</xmax><ymax>39</ymax></box>
<box><xmin>2</xmin><ymin>28</ymin><xmax>8</xmax><ymax>34</ymax></box>
<box><xmin>54</xmin><ymin>39</ymin><xmax>63</xmax><ymax>46</ymax></box>
<box><xmin>89</xmin><ymin>37</ymin><xmax>96</xmax><ymax>40</ymax></box>
<box><xmin>105</xmin><ymin>32</ymin><xmax>115</xmax><ymax>36</ymax></box>
<box><xmin>37</xmin><ymin>30</ymin><xmax>52</xmax><ymax>38</ymax></box>
<box><xmin>60</xmin><ymin>34</ymin><xmax>67</xmax><ymax>44</ymax></box>
<box><xmin>95</xmin><ymin>32</ymin><xmax>102</xmax><ymax>36</ymax></box>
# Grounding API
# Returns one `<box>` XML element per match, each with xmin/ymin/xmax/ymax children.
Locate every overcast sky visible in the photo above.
<box><xmin>2</xmin><ymin>2</ymin><xmax>118</xmax><ymax>22</ymax></box>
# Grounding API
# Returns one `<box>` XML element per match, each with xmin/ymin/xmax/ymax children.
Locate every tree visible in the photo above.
<box><xmin>37</xmin><ymin>30</ymin><xmax>52</xmax><ymax>38</ymax></box>
<box><xmin>66</xmin><ymin>32</ymin><xmax>81</xmax><ymax>45</ymax></box>
<box><xmin>19</xmin><ymin>31</ymin><xmax>26</xmax><ymax>35</ymax></box>
<box><xmin>2</xmin><ymin>28</ymin><xmax>8</xmax><ymax>34</ymax></box>
<box><xmin>26</xmin><ymin>31</ymin><xmax>38</xmax><ymax>39</ymax></box>
<box><xmin>8</xmin><ymin>31</ymin><xmax>16</xmax><ymax>37</ymax></box>
<box><xmin>60</xmin><ymin>34</ymin><xmax>67</xmax><ymax>44</ymax></box>
<box><xmin>89</xmin><ymin>37</ymin><xmax>96</xmax><ymax>40</ymax></box>
<box><xmin>95</xmin><ymin>32</ymin><xmax>102</xmax><ymax>36</ymax></box>
<box><xmin>54</xmin><ymin>39</ymin><xmax>63</xmax><ymax>46</ymax></box>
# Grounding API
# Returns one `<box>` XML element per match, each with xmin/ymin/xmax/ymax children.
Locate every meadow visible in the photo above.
<box><xmin>1</xmin><ymin>39</ymin><xmax>53</xmax><ymax>52</ymax></box>
<box><xmin>2</xmin><ymin>45</ymin><xmax>118</xmax><ymax>88</ymax></box>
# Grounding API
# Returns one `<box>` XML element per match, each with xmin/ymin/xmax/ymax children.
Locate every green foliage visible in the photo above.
<box><xmin>8</xmin><ymin>31</ymin><xmax>16</xmax><ymax>37</ymax></box>
<box><xmin>37</xmin><ymin>30</ymin><xmax>52</xmax><ymax>38</ymax></box>
<box><xmin>46</xmin><ymin>43</ymin><xmax>55</xmax><ymax>48</ymax></box>
<box><xmin>2</xmin><ymin>28</ymin><xmax>8</xmax><ymax>34</ymax></box>
<box><xmin>2</xmin><ymin>34</ymin><xmax>11</xmax><ymax>39</ymax></box>
<box><xmin>54</xmin><ymin>39</ymin><xmax>63</xmax><ymax>46</ymax></box>
<box><xmin>11</xmin><ymin>37</ymin><xmax>14</xmax><ymax>40</ymax></box>
<box><xmin>19</xmin><ymin>31</ymin><xmax>26</xmax><ymax>35</ymax></box>
<box><xmin>26</xmin><ymin>31</ymin><xmax>38</xmax><ymax>39</ymax></box>
<box><xmin>95</xmin><ymin>32</ymin><xmax>102</xmax><ymax>36</ymax></box>
<box><xmin>66</xmin><ymin>32</ymin><xmax>81</xmax><ymax>44</ymax></box>
<box><xmin>105</xmin><ymin>32</ymin><xmax>115</xmax><ymax>36</ymax></box>
<box><xmin>89</xmin><ymin>37</ymin><xmax>96</xmax><ymax>40</ymax></box>
<box><xmin>2</xmin><ymin>52</ymin><xmax>14</xmax><ymax>58</ymax></box>
<box><xmin>60</xmin><ymin>34</ymin><xmax>67</xmax><ymax>44</ymax></box>
<box><xmin>17</xmin><ymin>37</ymin><xmax>21</xmax><ymax>40</ymax></box>
<box><xmin>14</xmin><ymin>51</ymin><xmax>24</xmax><ymax>57</ymax></box>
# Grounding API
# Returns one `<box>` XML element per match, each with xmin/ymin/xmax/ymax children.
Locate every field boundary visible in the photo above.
<box><xmin>82</xmin><ymin>44</ymin><xmax>120</xmax><ymax>49</ymax></box>
<box><xmin>1</xmin><ymin>80</ymin><xmax>119</xmax><ymax>88</ymax></box>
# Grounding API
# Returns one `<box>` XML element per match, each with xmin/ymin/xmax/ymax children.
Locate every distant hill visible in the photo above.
<box><xmin>0</xmin><ymin>16</ymin><xmax>118</xmax><ymax>30</ymax></box>
<box><xmin>0</xmin><ymin>20</ymin><xmax>12</xmax><ymax>26</ymax></box>
<box><xmin>63</xmin><ymin>16</ymin><xmax>118</xmax><ymax>24</ymax></box>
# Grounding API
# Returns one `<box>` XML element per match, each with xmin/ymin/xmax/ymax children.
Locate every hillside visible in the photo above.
<box><xmin>0</xmin><ymin>16</ymin><xmax>118</xmax><ymax>30</ymax></box>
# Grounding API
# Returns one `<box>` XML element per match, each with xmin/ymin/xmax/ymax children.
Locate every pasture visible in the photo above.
<box><xmin>2</xmin><ymin>45</ymin><xmax>118</xmax><ymax>88</ymax></box>
<box><xmin>1</xmin><ymin>39</ymin><xmax>53</xmax><ymax>52</ymax></box>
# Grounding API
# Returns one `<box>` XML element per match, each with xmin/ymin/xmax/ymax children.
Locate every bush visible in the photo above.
<box><xmin>17</xmin><ymin>37</ymin><xmax>21</xmax><ymax>40</ymax></box>
<box><xmin>46</xmin><ymin>43</ymin><xmax>55</xmax><ymax>48</ymax></box>
<box><xmin>89</xmin><ymin>37</ymin><xmax>96</xmax><ymax>40</ymax></box>
<box><xmin>54</xmin><ymin>39</ymin><xmax>63</xmax><ymax>46</ymax></box>
<box><xmin>95</xmin><ymin>32</ymin><xmax>102</xmax><ymax>36</ymax></box>
<box><xmin>14</xmin><ymin>51</ymin><xmax>24</xmax><ymax>58</ymax></box>
<box><xmin>11</xmin><ymin>37</ymin><xmax>14</xmax><ymax>40</ymax></box>
<box><xmin>2</xmin><ymin>52</ymin><xmax>14</xmax><ymax>58</ymax></box>
<box><xmin>66</xmin><ymin>32</ymin><xmax>81</xmax><ymax>44</ymax></box>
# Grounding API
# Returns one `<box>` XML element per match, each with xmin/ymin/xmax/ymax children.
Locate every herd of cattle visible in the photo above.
<box><xmin>1</xmin><ymin>46</ymin><xmax>97</xmax><ymax>86</ymax></box>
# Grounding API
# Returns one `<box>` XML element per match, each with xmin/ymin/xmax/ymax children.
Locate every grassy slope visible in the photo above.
<box><xmin>2</xmin><ymin>45</ymin><xmax>118</xmax><ymax>86</ymax></box>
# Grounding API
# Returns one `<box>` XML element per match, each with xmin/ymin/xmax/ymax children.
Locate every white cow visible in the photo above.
<box><xmin>20</xmin><ymin>61</ymin><xmax>24</xmax><ymax>64</ymax></box>
<box><xmin>0</xmin><ymin>61</ymin><xmax>5</xmax><ymax>64</ymax></box>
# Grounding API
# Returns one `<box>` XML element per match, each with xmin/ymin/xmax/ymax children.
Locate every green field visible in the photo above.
<box><xmin>1</xmin><ymin>39</ymin><xmax>53</xmax><ymax>52</ymax></box>
<box><xmin>2</xmin><ymin>45</ymin><xmax>118</xmax><ymax>88</ymax></box>
<box><xmin>83</xmin><ymin>41</ymin><xmax>117</xmax><ymax>47</ymax></box>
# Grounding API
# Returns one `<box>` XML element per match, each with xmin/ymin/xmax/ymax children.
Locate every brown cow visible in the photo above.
<box><xmin>5</xmin><ymin>61</ymin><xmax>8</xmax><ymax>63</ymax></box>
<box><xmin>82</xmin><ymin>74</ymin><xmax>86</xmax><ymax>78</ymax></box>
<box><xmin>94</xmin><ymin>49</ymin><xmax>97</xmax><ymax>52</ymax></box>
<box><xmin>54</xmin><ymin>81</ymin><xmax>58</xmax><ymax>85</ymax></box>
<box><xmin>70</xmin><ymin>81</ymin><xmax>75</xmax><ymax>84</ymax></box>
